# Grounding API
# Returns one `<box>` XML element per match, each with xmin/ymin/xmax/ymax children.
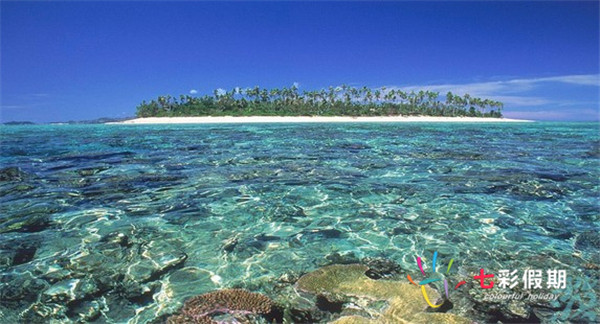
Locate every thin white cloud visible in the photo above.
<box><xmin>505</xmin><ymin>109</ymin><xmax>600</xmax><ymax>121</ymax></box>
<box><xmin>1</xmin><ymin>105</ymin><xmax>25</xmax><ymax>109</ymax></box>
<box><xmin>488</xmin><ymin>95</ymin><xmax>551</xmax><ymax>107</ymax></box>
<box><xmin>387</xmin><ymin>74</ymin><xmax>599</xmax><ymax>107</ymax></box>
<box><xmin>555</xmin><ymin>100</ymin><xmax>600</xmax><ymax>107</ymax></box>
<box><xmin>189</xmin><ymin>89</ymin><xmax>198</xmax><ymax>94</ymax></box>
<box><xmin>512</xmin><ymin>74</ymin><xmax>600</xmax><ymax>86</ymax></box>
<box><xmin>0</xmin><ymin>102</ymin><xmax>49</xmax><ymax>110</ymax></box>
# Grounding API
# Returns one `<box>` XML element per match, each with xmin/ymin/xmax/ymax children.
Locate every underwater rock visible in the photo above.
<box><xmin>165</xmin><ymin>267</ymin><xmax>216</xmax><ymax>300</ymax></box>
<box><xmin>0</xmin><ymin>236</ymin><xmax>41</xmax><ymax>268</ymax></box>
<box><xmin>166</xmin><ymin>289</ymin><xmax>274</xmax><ymax>324</ymax></box>
<box><xmin>289</xmin><ymin>228</ymin><xmax>345</xmax><ymax>247</ymax></box>
<box><xmin>575</xmin><ymin>231</ymin><xmax>600</xmax><ymax>263</ymax></box>
<box><xmin>495</xmin><ymin>215</ymin><xmax>523</xmax><ymax>228</ymax></box>
<box><xmin>68</xmin><ymin>300</ymin><xmax>104</xmax><ymax>322</ymax></box>
<box><xmin>303</xmin><ymin>228</ymin><xmax>343</xmax><ymax>239</ymax></box>
<box><xmin>11</xmin><ymin>245</ymin><xmax>37</xmax><ymax>266</ymax></box>
<box><xmin>362</xmin><ymin>257</ymin><xmax>403</xmax><ymax>280</ymax></box>
<box><xmin>162</xmin><ymin>213</ymin><xmax>202</xmax><ymax>226</ymax></box>
<box><xmin>226</xmin><ymin>233</ymin><xmax>284</xmax><ymax>257</ymax></box>
<box><xmin>536</xmin><ymin>218</ymin><xmax>575</xmax><ymax>240</ymax></box>
<box><xmin>0</xmin><ymin>183</ymin><xmax>35</xmax><ymax>198</ymax></box>
<box><xmin>355</xmin><ymin>161</ymin><xmax>391</xmax><ymax>170</ymax></box>
<box><xmin>569</xmin><ymin>202</ymin><xmax>599</xmax><ymax>222</ymax></box>
<box><xmin>179</xmin><ymin>144</ymin><xmax>208</xmax><ymax>152</ymax></box>
<box><xmin>122</xmin><ymin>281</ymin><xmax>160</xmax><ymax>305</ymax></box>
<box><xmin>410</xmin><ymin>149</ymin><xmax>485</xmax><ymax>160</ymax></box>
<box><xmin>222</xmin><ymin>236</ymin><xmax>239</xmax><ymax>253</ymax></box>
<box><xmin>42</xmin><ymin>278</ymin><xmax>98</xmax><ymax>303</ymax></box>
<box><xmin>50</xmin><ymin>151</ymin><xmax>135</xmax><ymax>163</ymax></box>
<box><xmin>2</xmin><ymin>227</ymin><xmax>191</xmax><ymax>322</ymax></box>
<box><xmin>270</xmin><ymin>284</ymin><xmax>332</xmax><ymax>323</ymax></box>
<box><xmin>267</xmin><ymin>204</ymin><xmax>307</xmax><ymax>223</ymax></box>
<box><xmin>583</xmin><ymin>145</ymin><xmax>600</xmax><ymax>158</ymax></box>
<box><xmin>0</xmin><ymin>252</ymin><xmax>11</xmax><ymax>269</ymax></box>
<box><xmin>284</xmin><ymin>307</ymin><xmax>329</xmax><ymax>324</ymax></box>
<box><xmin>296</xmin><ymin>264</ymin><xmax>471</xmax><ymax>323</ymax></box>
<box><xmin>445</xmin><ymin>170</ymin><xmax>571</xmax><ymax>200</ymax></box>
<box><xmin>101</xmin><ymin>293</ymin><xmax>138</xmax><ymax>322</ymax></box>
<box><xmin>126</xmin><ymin>260</ymin><xmax>163</xmax><ymax>283</ymax></box>
<box><xmin>428</xmin><ymin>165</ymin><xmax>453</xmax><ymax>174</ymax></box>
<box><xmin>228</xmin><ymin>237</ymin><xmax>270</xmax><ymax>258</ymax></box>
<box><xmin>38</xmin><ymin>264</ymin><xmax>73</xmax><ymax>284</ymax></box>
<box><xmin>100</xmin><ymin>231</ymin><xmax>131</xmax><ymax>247</ymax></box>
<box><xmin>0</xmin><ymin>202</ymin><xmax>62</xmax><ymax>234</ymax></box>
<box><xmin>543</xmin><ymin>276</ymin><xmax>598</xmax><ymax>323</ymax></box>
<box><xmin>508</xmin><ymin>180</ymin><xmax>566</xmax><ymax>200</ymax></box>
<box><xmin>125</xmin><ymin>241</ymin><xmax>188</xmax><ymax>283</ymax></box>
<box><xmin>0</xmin><ymin>214</ymin><xmax>51</xmax><ymax>234</ymax></box>
<box><xmin>276</xmin><ymin>272</ymin><xmax>300</xmax><ymax>285</ymax></box>
<box><xmin>21</xmin><ymin>302</ymin><xmax>69</xmax><ymax>323</ymax></box>
<box><xmin>506</xmin><ymin>299</ymin><xmax>531</xmax><ymax>318</ymax></box>
<box><xmin>254</xmin><ymin>233</ymin><xmax>280</xmax><ymax>242</ymax></box>
<box><xmin>336</xmin><ymin>143</ymin><xmax>372</xmax><ymax>153</ymax></box>
<box><xmin>0</xmin><ymin>272</ymin><xmax>50</xmax><ymax>305</ymax></box>
<box><xmin>67</xmin><ymin>250</ymin><xmax>119</xmax><ymax>279</ymax></box>
<box><xmin>324</xmin><ymin>252</ymin><xmax>360</xmax><ymax>265</ymax></box>
<box><xmin>574</xmin><ymin>231</ymin><xmax>600</xmax><ymax>252</ymax></box>
<box><xmin>390</xmin><ymin>226</ymin><xmax>414</xmax><ymax>235</ymax></box>
<box><xmin>228</xmin><ymin>169</ymin><xmax>278</xmax><ymax>182</ymax></box>
<box><xmin>0</xmin><ymin>166</ymin><xmax>27</xmax><ymax>181</ymax></box>
<box><xmin>77</xmin><ymin>165</ymin><xmax>111</xmax><ymax>176</ymax></box>
<box><xmin>549</xmin><ymin>231</ymin><xmax>574</xmax><ymax>240</ymax></box>
<box><xmin>535</xmin><ymin>172</ymin><xmax>568</xmax><ymax>182</ymax></box>
<box><xmin>82</xmin><ymin>182</ymin><xmax>138</xmax><ymax>199</ymax></box>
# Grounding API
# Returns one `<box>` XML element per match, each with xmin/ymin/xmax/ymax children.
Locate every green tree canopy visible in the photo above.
<box><xmin>136</xmin><ymin>86</ymin><xmax>503</xmax><ymax>118</ymax></box>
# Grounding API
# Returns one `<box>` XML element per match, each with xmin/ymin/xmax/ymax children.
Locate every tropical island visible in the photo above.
<box><xmin>135</xmin><ymin>86</ymin><xmax>503</xmax><ymax>118</ymax></box>
<box><xmin>117</xmin><ymin>85</ymin><xmax>532</xmax><ymax>124</ymax></box>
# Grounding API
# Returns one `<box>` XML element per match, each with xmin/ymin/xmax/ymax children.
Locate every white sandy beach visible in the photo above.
<box><xmin>110</xmin><ymin>116</ymin><xmax>533</xmax><ymax>124</ymax></box>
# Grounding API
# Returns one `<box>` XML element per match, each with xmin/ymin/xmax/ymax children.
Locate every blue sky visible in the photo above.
<box><xmin>1</xmin><ymin>1</ymin><xmax>598</xmax><ymax>122</ymax></box>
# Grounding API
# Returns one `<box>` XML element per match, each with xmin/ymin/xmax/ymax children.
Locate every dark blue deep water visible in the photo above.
<box><xmin>0</xmin><ymin>122</ymin><xmax>598</xmax><ymax>323</ymax></box>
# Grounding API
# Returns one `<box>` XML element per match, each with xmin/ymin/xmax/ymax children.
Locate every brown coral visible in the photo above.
<box><xmin>166</xmin><ymin>288</ymin><xmax>272</xmax><ymax>323</ymax></box>
<box><xmin>297</xmin><ymin>264</ymin><xmax>472</xmax><ymax>324</ymax></box>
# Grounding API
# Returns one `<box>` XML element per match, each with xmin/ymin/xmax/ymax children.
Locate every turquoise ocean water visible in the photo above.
<box><xmin>0</xmin><ymin>122</ymin><xmax>598</xmax><ymax>323</ymax></box>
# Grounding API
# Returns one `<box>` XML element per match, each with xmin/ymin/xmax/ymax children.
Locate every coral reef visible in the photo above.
<box><xmin>297</xmin><ymin>264</ymin><xmax>471</xmax><ymax>324</ymax></box>
<box><xmin>167</xmin><ymin>289</ymin><xmax>273</xmax><ymax>323</ymax></box>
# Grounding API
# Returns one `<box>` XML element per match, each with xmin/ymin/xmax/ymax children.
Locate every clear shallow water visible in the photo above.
<box><xmin>0</xmin><ymin>122</ymin><xmax>598</xmax><ymax>323</ymax></box>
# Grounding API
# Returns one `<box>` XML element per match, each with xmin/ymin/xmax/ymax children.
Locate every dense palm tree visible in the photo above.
<box><xmin>135</xmin><ymin>86</ymin><xmax>504</xmax><ymax>118</ymax></box>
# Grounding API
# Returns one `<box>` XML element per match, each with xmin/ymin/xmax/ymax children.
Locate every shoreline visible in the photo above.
<box><xmin>108</xmin><ymin>116</ymin><xmax>534</xmax><ymax>124</ymax></box>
